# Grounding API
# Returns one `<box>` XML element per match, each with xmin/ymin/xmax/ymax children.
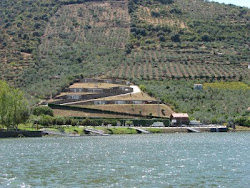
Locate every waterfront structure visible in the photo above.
<box><xmin>170</xmin><ymin>113</ymin><xmax>190</xmax><ymax>126</ymax></box>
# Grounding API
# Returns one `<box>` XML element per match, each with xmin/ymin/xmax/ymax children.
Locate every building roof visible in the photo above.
<box><xmin>171</xmin><ymin>113</ymin><xmax>189</xmax><ymax>118</ymax></box>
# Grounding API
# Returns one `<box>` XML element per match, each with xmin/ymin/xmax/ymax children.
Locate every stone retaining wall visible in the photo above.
<box><xmin>0</xmin><ymin>131</ymin><xmax>42</xmax><ymax>138</ymax></box>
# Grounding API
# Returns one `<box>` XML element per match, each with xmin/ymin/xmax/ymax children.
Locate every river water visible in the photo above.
<box><xmin>0</xmin><ymin>133</ymin><xmax>250</xmax><ymax>187</ymax></box>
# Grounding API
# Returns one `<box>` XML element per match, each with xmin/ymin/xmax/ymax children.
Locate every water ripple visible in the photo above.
<box><xmin>0</xmin><ymin>133</ymin><xmax>250</xmax><ymax>187</ymax></box>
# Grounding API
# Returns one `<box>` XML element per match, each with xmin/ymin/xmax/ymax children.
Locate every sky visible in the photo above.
<box><xmin>211</xmin><ymin>0</ymin><xmax>250</xmax><ymax>8</ymax></box>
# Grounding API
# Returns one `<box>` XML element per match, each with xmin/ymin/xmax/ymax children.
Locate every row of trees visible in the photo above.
<box><xmin>0</xmin><ymin>81</ymin><xmax>29</xmax><ymax>130</ymax></box>
<box><xmin>29</xmin><ymin>115</ymin><xmax>117</xmax><ymax>127</ymax></box>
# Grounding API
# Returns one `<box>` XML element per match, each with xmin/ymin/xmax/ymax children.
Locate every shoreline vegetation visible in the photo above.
<box><xmin>1</xmin><ymin>80</ymin><xmax>249</xmax><ymax>134</ymax></box>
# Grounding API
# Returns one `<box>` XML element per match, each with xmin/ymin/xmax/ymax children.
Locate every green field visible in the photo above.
<box><xmin>204</xmin><ymin>82</ymin><xmax>250</xmax><ymax>90</ymax></box>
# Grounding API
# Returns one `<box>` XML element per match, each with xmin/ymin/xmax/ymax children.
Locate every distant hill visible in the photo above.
<box><xmin>0</xmin><ymin>0</ymin><xmax>249</xmax><ymax>98</ymax></box>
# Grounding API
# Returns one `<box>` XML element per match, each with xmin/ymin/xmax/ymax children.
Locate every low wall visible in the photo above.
<box><xmin>210</xmin><ymin>127</ymin><xmax>228</xmax><ymax>132</ymax></box>
<box><xmin>80</xmin><ymin>78</ymin><xmax>129</xmax><ymax>85</ymax></box>
<box><xmin>80</xmin><ymin>100</ymin><xmax>158</xmax><ymax>105</ymax></box>
<box><xmin>53</xmin><ymin>91</ymin><xmax>132</xmax><ymax>103</ymax></box>
<box><xmin>0</xmin><ymin>131</ymin><xmax>42</xmax><ymax>138</ymax></box>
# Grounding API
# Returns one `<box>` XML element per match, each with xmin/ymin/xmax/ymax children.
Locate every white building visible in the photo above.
<box><xmin>194</xmin><ymin>84</ymin><xmax>203</xmax><ymax>90</ymax></box>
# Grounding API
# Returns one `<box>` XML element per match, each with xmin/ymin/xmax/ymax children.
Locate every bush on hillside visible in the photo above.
<box><xmin>33</xmin><ymin>106</ymin><xmax>54</xmax><ymax>116</ymax></box>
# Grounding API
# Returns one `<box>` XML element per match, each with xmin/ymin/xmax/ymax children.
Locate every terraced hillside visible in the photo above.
<box><xmin>0</xmin><ymin>0</ymin><xmax>130</xmax><ymax>98</ymax></box>
<box><xmin>49</xmin><ymin>78</ymin><xmax>173</xmax><ymax>118</ymax></box>
<box><xmin>0</xmin><ymin>0</ymin><xmax>249</xmax><ymax>99</ymax></box>
<box><xmin>20</xmin><ymin>0</ymin><xmax>131</xmax><ymax>97</ymax></box>
<box><xmin>105</xmin><ymin>0</ymin><xmax>250</xmax><ymax>80</ymax></box>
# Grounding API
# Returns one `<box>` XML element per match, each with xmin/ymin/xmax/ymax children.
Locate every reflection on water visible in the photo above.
<box><xmin>0</xmin><ymin>133</ymin><xmax>250</xmax><ymax>187</ymax></box>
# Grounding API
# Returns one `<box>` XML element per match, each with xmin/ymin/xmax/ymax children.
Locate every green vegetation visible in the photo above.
<box><xmin>139</xmin><ymin>79</ymin><xmax>250</xmax><ymax>124</ymax></box>
<box><xmin>28</xmin><ymin>115</ymin><xmax>170</xmax><ymax>127</ymax></box>
<box><xmin>204</xmin><ymin>82</ymin><xmax>250</xmax><ymax>90</ymax></box>
<box><xmin>107</xmin><ymin>0</ymin><xmax>249</xmax><ymax>81</ymax></box>
<box><xmin>234</xmin><ymin>116</ymin><xmax>250</xmax><ymax>127</ymax></box>
<box><xmin>0</xmin><ymin>0</ymin><xmax>249</xmax><ymax>127</ymax></box>
<box><xmin>1</xmin><ymin>0</ymin><xmax>249</xmax><ymax>99</ymax></box>
<box><xmin>0</xmin><ymin>0</ymin><xmax>130</xmax><ymax>99</ymax></box>
<box><xmin>32</xmin><ymin>106</ymin><xmax>54</xmax><ymax>116</ymax></box>
<box><xmin>0</xmin><ymin>81</ymin><xmax>29</xmax><ymax>130</ymax></box>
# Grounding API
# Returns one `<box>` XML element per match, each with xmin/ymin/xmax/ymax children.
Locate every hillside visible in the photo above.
<box><xmin>0</xmin><ymin>0</ymin><xmax>249</xmax><ymax>99</ymax></box>
<box><xmin>107</xmin><ymin>0</ymin><xmax>250</xmax><ymax>80</ymax></box>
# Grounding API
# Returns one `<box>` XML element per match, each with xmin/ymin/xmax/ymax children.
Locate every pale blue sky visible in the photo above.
<box><xmin>211</xmin><ymin>0</ymin><xmax>250</xmax><ymax>8</ymax></box>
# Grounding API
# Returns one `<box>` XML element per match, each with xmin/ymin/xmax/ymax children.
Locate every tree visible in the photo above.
<box><xmin>11</xmin><ymin>89</ymin><xmax>29</xmax><ymax>130</ymax></box>
<box><xmin>156</xmin><ymin>0</ymin><xmax>173</xmax><ymax>4</ymax></box>
<box><xmin>159</xmin><ymin>35</ymin><xmax>166</xmax><ymax>42</ymax></box>
<box><xmin>125</xmin><ymin>44</ymin><xmax>132</xmax><ymax>54</ymax></box>
<box><xmin>125</xmin><ymin>120</ymin><xmax>133</xmax><ymax>126</ymax></box>
<box><xmin>171</xmin><ymin>34</ymin><xmax>181</xmax><ymax>42</ymax></box>
<box><xmin>0</xmin><ymin>81</ymin><xmax>29</xmax><ymax>130</ymax></box>
<box><xmin>33</xmin><ymin>106</ymin><xmax>53</xmax><ymax>116</ymax></box>
<box><xmin>201</xmin><ymin>33</ymin><xmax>212</xmax><ymax>42</ymax></box>
<box><xmin>139</xmin><ymin>84</ymin><xmax>147</xmax><ymax>92</ymax></box>
<box><xmin>151</xmin><ymin>11</ymin><xmax>160</xmax><ymax>17</ymax></box>
<box><xmin>0</xmin><ymin>81</ymin><xmax>9</xmax><ymax>128</ymax></box>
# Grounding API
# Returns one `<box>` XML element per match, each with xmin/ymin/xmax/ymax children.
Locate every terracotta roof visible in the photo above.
<box><xmin>171</xmin><ymin>113</ymin><xmax>189</xmax><ymax>118</ymax></box>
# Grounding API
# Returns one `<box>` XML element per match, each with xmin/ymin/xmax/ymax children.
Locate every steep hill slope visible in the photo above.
<box><xmin>0</xmin><ymin>0</ymin><xmax>249</xmax><ymax>99</ymax></box>
<box><xmin>20</xmin><ymin>1</ymin><xmax>130</xmax><ymax>97</ymax></box>
<box><xmin>106</xmin><ymin>0</ymin><xmax>249</xmax><ymax>80</ymax></box>
<box><xmin>0</xmin><ymin>0</ymin><xmax>130</xmax><ymax>97</ymax></box>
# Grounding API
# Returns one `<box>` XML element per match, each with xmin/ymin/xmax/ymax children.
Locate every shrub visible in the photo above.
<box><xmin>39</xmin><ymin>115</ymin><xmax>53</xmax><ymax>126</ymax></box>
<box><xmin>33</xmin><ymin>106</ymin><xmax>53</xmax><ymax>116</ymax></box>
<box><xmin>201</xmin><ymin>33</ymin><xmax>212</xmax><ymax>42</ymax></box>
<box><xmin>151</xmin><ymin>11</ymin><xmax>160</xmax><ymax>17</ymax></box>
<box><xmin>159</xmin><ymin>35</ymin><xmax>166</xmax><ymax>42</ymax></box>
<box><xmin>171</xmin><ymin>34</ymin><xmax>181</xmax><ymax>42</ymax></box>
<box><xmin>235</xmin><ymin>117</ymin><xmax>250</xmax><ymax>127</ymax></box>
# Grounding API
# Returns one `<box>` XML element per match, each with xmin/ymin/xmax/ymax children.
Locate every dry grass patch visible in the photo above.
<box><xmin>95</xmin><ymin>92</ymin><xmax>156</xmax><ymax>101</ymax></box>
<box><xmin>137</xmin><ymin>6</ymin><xmax>187</xmax><ymax>28</ymax></box>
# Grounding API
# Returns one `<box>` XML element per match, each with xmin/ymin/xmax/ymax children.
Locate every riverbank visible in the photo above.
<box><xmin>0</xmin><ymin>126</ymin><xmax>225</xmax><ymax>138</ymax></box>
<box><xmin>40</xmin><ymin>126</ymin><xmax>226</xmax><ymax>135</ymax></box>
<box><xmin>1</xmin><ymin>125</ymin><xmax>250</xmax><ymax>138</ymax></box>
<box><xmin>229</xmin><ymin>126</ymin><xmax>250</xmax><ymax>132</ymax></box>
<box><xmin>0</xmin><ymin>131</ymin><xmax>42</xmax><ymax>138</ymax></box>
